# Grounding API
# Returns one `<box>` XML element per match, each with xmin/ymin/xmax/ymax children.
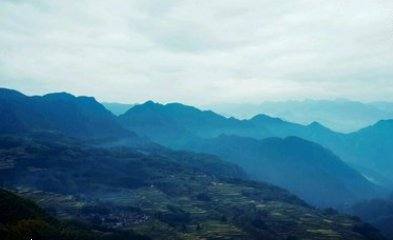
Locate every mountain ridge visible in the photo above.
<box><xmin>118</xmin><ymin>101</ymin><xmax>382</xmax><ymax>207</ymax></box>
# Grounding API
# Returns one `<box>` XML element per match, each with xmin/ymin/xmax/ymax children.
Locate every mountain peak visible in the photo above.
<box><xmin>140</xmin><ymin>100</ymin><xmax>164</xmax><ymax>108</ymax></box>
<box><xmin>308</xmin><ymin>121</ymin><xmax>325</xmax><ymax>128</ymax></box>
<box><xmin>143</xmin><ymin>100</ymin><xmax>157</xmax><ymax>105</ymax></box>
<box><xmin>0</xmin><ymin>88</ymin><xmax>133</xmax><ymax>140</ymax></box>
<box><xmin>250</xmin><ymin>114</ymin><xmax>285</xmax><ymax>124</ymax></box>
<box><xmin>0</xmin><ymin>88</ymin><xmax>26</xmax><ymax>99</ymax></box>
<box><xmin>43</xmin><ymin>92</ymin><xmax>76</xmax><ymax>101</ymax></box>
<box><xmin>374</xmin><ymin>119</ymin><xmax>393</xmax><ymax>126</ymax></box>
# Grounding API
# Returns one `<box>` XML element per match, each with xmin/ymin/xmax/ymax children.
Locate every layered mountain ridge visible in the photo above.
<box><xmin>118</xmin><ymin>100</ymin><xmax>385</xmax><ymax>207</ymax></box>
<box><xmin>0</xmin><ymin>88</ymin><xmax>391</xmax><ymax>239</ymax></box>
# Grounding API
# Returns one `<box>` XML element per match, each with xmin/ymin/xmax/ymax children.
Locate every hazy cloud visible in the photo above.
<box><xmin>1</xmin><ymin>0</ymin><xmax>393</xmax><ymax>105</ymax></box>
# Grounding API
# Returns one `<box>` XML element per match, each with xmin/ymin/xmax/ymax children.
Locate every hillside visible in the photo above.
<box><xmin>349</xmin><ymin>196</ymin><xmax>393</xmax><ymax>240</ymax></box>
<box><xmin>181</xmin><ymin>135</ymin><xmax>378</xmax><ymax>208</ymax></box>
<box><xmin>254</xmin><ymin>118</ymin><xmax>393</xmax><ymax>189</ymax></box>
<box><xmin>0</xmin><ymin>133</ymin><xmax>383</xmax><ymax>240</ymax></box>
<box><xmin>340</xmin><ymin>121</ymin><xmax>393</xmax><ymax>183</ymax></box>
<box><xmin>0</xmin><ymin>188</ymin><xmax>150</xmax><ymax>240</ymax></box>
<box><xmin>119</xmin><ymin>102</ymin><xmax>379</xmax><ymax>207</ymax></box>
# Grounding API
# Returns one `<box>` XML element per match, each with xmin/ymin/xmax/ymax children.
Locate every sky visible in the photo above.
<box><xmin>1</xmin><ymin>0</ymin><xmax>393</xmax><ymax>105</ymax></box>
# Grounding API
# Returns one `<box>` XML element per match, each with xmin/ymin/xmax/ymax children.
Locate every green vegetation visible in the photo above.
<box><xmin>0</xmin><ymin>134</ymin><xmax>384</xmax><ymax>239</ymax></box>
<box><xmin>0</xmin><ymin>189</ymin><xmax>150</xmax><ymax>240</ymax></box>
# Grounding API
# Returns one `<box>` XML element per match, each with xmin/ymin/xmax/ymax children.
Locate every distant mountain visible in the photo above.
<box><xmin>119</xmin><ymin>102</ymin><xmax>380</xmax><ymax>207</ymax></box>
<box><xmin>0</xmin><ymin>133</ymin><xmax>384</xmax><ymax>240</ymax></box>
<box><xmin>256</xmin><ymin>117</ymin><xmax>393</xmax><ymax>189</ymax></box>
<box><xmin>182</xmin><ymin>135</ymin><xmax>379</xmax><ymax>208</ymax></box>
<box><xmin>248</xmin><ymin>115</ymin><xmax>393</xmax><ymax>189</ymax></box>
<box><xmin>119</xmin><ymin>101</ymin><xmax>393</xmax><ymax>186</ymax></box>
<box><xmin>371</xmin><ymin>102</ymin><xmax>393</xmax><ymax>113</ymax></box>
<box><xmin>207</xmin><ymin>99</ymin><xmax>393</xmax><ymax>132</ymax></box>
<box><xmin>249</xmin><ymin>114</ymin><xmax>338</xmax><ymax>140</ymax></box>
<box><xmin>119</xmin><ymin>101</ymin><xmax>266</xmax><ymax>146</ymax></box>
<box><xmin>119</xmin><ymin>101</ymin><xmax>393</xmax><ymax>190</ymax></box>
<box><xmin>102</xmin><ymin>102</ymin><xmax>134</xmax><ymax>115</ymax></box>
<box><xmin>0</xmin><ymin>88</ymin><xmax>133</xmax><ymax>140</ymax></box>
<box><xmin>332</xmin><ymin>120</ymin><xmax>393</xmax><ymax>186</ymax></box>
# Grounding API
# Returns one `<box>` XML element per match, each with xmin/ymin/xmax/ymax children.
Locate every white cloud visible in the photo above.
<box><xmin>0</xmin><ymin>0</ymin><xmax>393</xmax><ymax>105</ymax></box>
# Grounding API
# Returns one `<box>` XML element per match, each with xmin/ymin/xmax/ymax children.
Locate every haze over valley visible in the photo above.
<box><xmin>1</xmin><ymin>0</ymin><xmax>393</xmax><ymax>239</ymax></box>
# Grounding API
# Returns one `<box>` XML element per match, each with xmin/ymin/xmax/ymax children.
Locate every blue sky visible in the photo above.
<box><xmin>1</xmin><ymin>0</ymin><xmax>393</xmax><ymax>105</ymax></box>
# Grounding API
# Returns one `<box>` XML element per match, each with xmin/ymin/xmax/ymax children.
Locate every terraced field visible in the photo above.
<box><xmin>14</xmin><ymin>178</ymin><xmax>380</xmax><ymax>240</ymax></box>
<box><xmin>0</xmin><ymin>134</ymin><xmax>384</xmax><ymax>240</ymax></box>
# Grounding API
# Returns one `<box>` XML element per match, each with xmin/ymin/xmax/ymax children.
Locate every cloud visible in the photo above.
<box><xmin>0</xmin><ymin>0</ymin><xmax>393</xmax><ymax>105</ymax></box>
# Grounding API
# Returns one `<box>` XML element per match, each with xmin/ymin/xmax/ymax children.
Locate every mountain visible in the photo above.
<box><xmin>331</xmin><ymin>120</ymin><xmax>393</xmax><ymax>186</ymax></box>
<box><xmin>118</xmin><ymin>100</ymin><xmax>344</xmax><ymax>146</ymax></box>
<box><xmin>0</xmin><ymin>88</ymin><xmax>134</xmax><ymax>140</ymax></box>
<box><xmin>249</xmin><ymin>114</ymin><xmax>339</xmax><ymax>140</ymax></box>
<box><xmin>0</xmin><ymin>133</ymin><xmax>245</xmax><ymax>193</ymax></box>
<box><xmin>118</xmin><ymin>101</ymin><xmax>265</xmax><ymax>146</ymax></box>
<box><xmin>118</xmin><ymin>102</ymin><xmax>379</xmax><ymax>207</ymax></box>
<box><xmin>182</xmin><ymin>135</ymin><xmax>378</xmax><ymax>208</ymax></box>
<box><xmin>246</xmin><ymin>115</ymin><xmax>393</xmax><ymax>189</ymax></box>
<box><xmin>0</xmin><ymin>133</ymin><xmax>384</xmax><ymax>240</ymax></box>
<box><xmin>256</xmin><ymin>117</ymin><xmax>393</xmax><ymax>189</ymax></box>
<box><xmin>207</xmin><ymin>99</ymin><xmax>393</xmax><ymax>132</ymax></box>
<box><xmin>102</xmin><ymin>102</ymin><xmax>134</xmax><ymax>115</ymax></box>
<box><xmin>370</xmin><ymin>102</ymin><xmax>393</xmax><ymax>113</ymax></box>
<box><xmin>0</xmin><ymin>88</ymin><xmax>389</xmax><ymax>238</ymax></box>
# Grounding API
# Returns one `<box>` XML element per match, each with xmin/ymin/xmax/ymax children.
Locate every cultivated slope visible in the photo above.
<box><xmin>0</xmin><ymin>134</ymin><xmax>383</xmax><ymax>240</ymax></box>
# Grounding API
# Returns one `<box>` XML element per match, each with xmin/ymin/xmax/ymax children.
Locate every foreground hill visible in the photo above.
<box><xmin>0</xmin><ymin>188</ymin><xmax>150</xmax><ymax>240</ymax></box>
<box><xmin>0</xmin><ymin>134</ymin><xmax>383</xmax><ymax>240</ymax></box>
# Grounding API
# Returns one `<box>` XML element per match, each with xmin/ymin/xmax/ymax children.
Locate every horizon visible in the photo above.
<box><xmin>1</xmin><ymin>86</ymin><xmax>392</xmax><ymax>106</ymax></box>
<box><xmin>3</xmin><ymin>86</ymin><xmax>392</xmax><ymax>133</ymax></box>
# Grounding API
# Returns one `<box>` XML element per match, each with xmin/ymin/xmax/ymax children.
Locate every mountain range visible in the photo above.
<box><xmin>1</xmin><ymin>88</ymin><xmax>392</xmax><ymax>239</ymax></box>
<box><xmin>205</xmin><ymin>99</ymin><xmax>393</xmax><ymax>132</ymax></box>
<box><xmin>117</xmin><ymin>100</ymin><xmax>393</xmax><ymax>190</ymax></box>
<box><xmin>118</xmin><ymin>101</ymin><xmax>387</xmax><ymax>207</ymax></box>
